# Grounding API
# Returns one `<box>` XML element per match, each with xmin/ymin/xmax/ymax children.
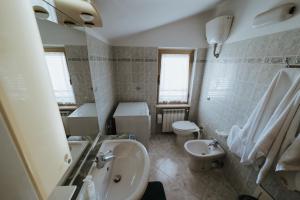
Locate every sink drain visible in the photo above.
<box><xmin>113</xmin><ymin>175</ymin><xmax>122</xmax><ymax>183</ymax></box>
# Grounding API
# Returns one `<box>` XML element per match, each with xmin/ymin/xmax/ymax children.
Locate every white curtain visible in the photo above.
<box><xmin>44</xmin><ymin>52</ymin><xmax>75</xmax><ymax>104</ymax></box>
<box><xmin>159</xmin><ymin>54</ymin><xmax>190</xmax><ymax>103</ymax></box>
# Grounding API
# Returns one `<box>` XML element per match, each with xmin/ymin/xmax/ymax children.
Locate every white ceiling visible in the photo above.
<box><xmin>93</xmin><ymin>0</ymin><xmax>222</xmax><ymax>41</ymax></box>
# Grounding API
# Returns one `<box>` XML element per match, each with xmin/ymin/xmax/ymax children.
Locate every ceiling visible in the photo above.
<box><xmin>93</xmin><ymin>0</ymin><xmax>222</xmax><ymax>41</ymax></box>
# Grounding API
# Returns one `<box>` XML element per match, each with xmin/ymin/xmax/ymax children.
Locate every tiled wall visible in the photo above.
<box><xmin>198</xmin><ymin>28</ymin><xmax>300</xmax><ymax>199</ymax></box>
<box><xmin>87</xmin><ymin>35</ymin><xmax>116</xmax><ymax>133</ymax></box>
<box><xmin>112</xmin><ymin>46</ymin><xmax>205</xmax><ymax>133</ymax></box>
<box><xmin>188</xmin><ymin>48</ymin><xmax>207</xmax><ymax>122</ymax></box>
<box><xmin>65</xmin><ymin>45</ymin><xmax>95</xmax><ymax>105</ymax></box>
<box><xmin>113</xmin><ymin>46</ymin><xmax>158</xmax><ymax>133</ymax></box>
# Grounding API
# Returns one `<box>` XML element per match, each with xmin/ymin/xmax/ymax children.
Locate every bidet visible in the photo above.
<box><xmin>184</xmin><ymin>139</ymin><xmax>225</xmax><ymax>171</ymax></box>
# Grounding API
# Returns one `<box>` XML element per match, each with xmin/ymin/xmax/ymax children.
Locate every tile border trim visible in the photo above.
<box><xmin>198</xmin><ymin>55</ymin><xmax>300</xmax><ymax>65</ymax></box>
<box><xmin>86</xmin><ymin>56</ymin><xmax>157</xmax><ymax>63</ymax></box>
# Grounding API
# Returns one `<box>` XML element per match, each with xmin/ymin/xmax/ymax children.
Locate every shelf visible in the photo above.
<box><xmin>156</xmin><ymin>104</ymin><xmax>190</xmax><ymax>109</ymax></box>
<box><xmin>48</xmin><ymin>186</ymin><xmax>76</xmax><ymax>200</ymax></box>
<box><xmin>59</xmin><ymin>105</ymin><xmax>78</xmax><ymax>111</ymax></box>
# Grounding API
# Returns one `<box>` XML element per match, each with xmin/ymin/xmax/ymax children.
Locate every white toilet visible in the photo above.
<box><xmin>172</xmin><ymin>121</ymin><xmax>200</xmax><ymax>147</ymax></box>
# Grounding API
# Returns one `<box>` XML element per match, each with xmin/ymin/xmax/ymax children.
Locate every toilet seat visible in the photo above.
<box><xmin>172</xmin><ymin>121</ymin><xmax>199</xmax><ymax>132</ymax></box>
<box><xmin>172</xmin><ymin>121</ymin><xmax>200</xmax><ymax>147</ymax></box>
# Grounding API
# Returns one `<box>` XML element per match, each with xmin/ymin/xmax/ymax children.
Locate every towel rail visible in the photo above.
<box><xmin>285</xmin><ymin>58</ymin><xmax>300</xmax><ymax>68</ymax></box>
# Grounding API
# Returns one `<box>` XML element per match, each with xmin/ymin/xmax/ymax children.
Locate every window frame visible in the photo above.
<box><xmin>44</xmin><ymin>47</ymin><xmax>76</xmax><ymax>105</ymax></box>
<box><xmin>157</xmin><ymin>49</ymin><xmax>194</xmax><ymax>104</ymax></box>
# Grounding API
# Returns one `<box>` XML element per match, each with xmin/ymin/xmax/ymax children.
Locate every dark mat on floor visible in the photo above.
<box><xmin>141</xmin><ymin>181</ymin><xmax>166</xmax><ymax>200</ymax></box>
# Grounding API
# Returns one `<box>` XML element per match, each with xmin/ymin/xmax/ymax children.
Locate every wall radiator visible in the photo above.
<box><xmin>162</xmin><ymin>109</ymin><xmax>186</xmax><ymax>132</ymax></box>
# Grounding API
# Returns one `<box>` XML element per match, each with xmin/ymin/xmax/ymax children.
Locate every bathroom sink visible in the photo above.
<box><xmin>77</xmin><ymin>139</ymin><xmax>150</xmax><ymax>200</ymax></box>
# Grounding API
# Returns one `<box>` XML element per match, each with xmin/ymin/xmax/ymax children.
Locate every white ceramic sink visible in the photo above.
<box><xmin>77</xmin><ymin>139</ymin><xmax>150</xmax><ymax>200</ymax></box>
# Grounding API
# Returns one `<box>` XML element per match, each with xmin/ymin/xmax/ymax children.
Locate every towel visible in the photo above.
<box><xmin>227</xmin><ymin>68</ymin><xmax>300</xmax><ymax>183</ymax></box>
<box><xmin>253</xmin><ymin>90</ymin><xmax>300</xmax><ymax>183</ymax></box>
<box><xmin>277</xmin><ymin>133</ymin><xmax>300</xmax><ymax>172</ymax></box>
<box><xmin>276</xmin><ymin>131</ymin><xmax>300</xmax><ymax>191</ymax></box>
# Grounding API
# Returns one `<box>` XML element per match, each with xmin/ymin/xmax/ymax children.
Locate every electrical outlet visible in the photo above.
<box><xmin>253</xmin><ymin>185</ymin><xmax>274</xmax><ymax>200</ymax></box>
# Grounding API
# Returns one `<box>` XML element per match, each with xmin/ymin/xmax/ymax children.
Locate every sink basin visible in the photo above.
<box><xmin>77</xmin><ymin>139</ymin><xmax>150</xmax><ymax>200</ymax></box>
<box><xmin>184</xmin><ymin>139</ymin><xmax>225</xmax><ymax>171</ymax></box>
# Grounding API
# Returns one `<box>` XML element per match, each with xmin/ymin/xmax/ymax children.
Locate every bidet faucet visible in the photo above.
<box><xmin>208</xmin><ymin>139</ymin><xmax>219</xmax><ymax>148</ymax></box>
<box><xmin>95</xmin><ymin>150</ymin><xmax>116</xmax><ymax>169</ymax></box>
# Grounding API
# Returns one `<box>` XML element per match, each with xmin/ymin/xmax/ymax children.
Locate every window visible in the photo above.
<box><xmin>44</xmin><ymin>48</ymin><xmax>75</xmax><ymax>104</ymax></box>
<box><xmin>158</xmin><ymin>49</ymin><xmax>194</xmax><ymax>104</ymax></box>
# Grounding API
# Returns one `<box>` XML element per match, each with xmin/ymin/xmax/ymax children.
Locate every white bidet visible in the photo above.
<box><xmin>184</xmin><ymin>139</ymin><xmax>225</xmax><ymax>171</ymax></box>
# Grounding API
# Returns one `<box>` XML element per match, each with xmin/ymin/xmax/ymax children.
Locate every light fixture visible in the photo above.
<box><xmin>64</xmin><ymin>20</ymin><xmax>76</xmax><ymax>27</ymax></box>
<box><xmin>253</xmin><ymin>3</ymin><xmax>296</xmax><ymax>28</ymax></box>
<box><xmin>84</xmin><ymin>21</ymin><xmax>95</xmax><ymax>27</ymax></box>
<box><xmin>80</xmin><ymin>12</ymin><xmax>94</xmax><ymax>22</ymax></box>
<box><xmin>33</xmin><ymin>6</ymin><xmax>49</xmax><ymax>20</ymax></box>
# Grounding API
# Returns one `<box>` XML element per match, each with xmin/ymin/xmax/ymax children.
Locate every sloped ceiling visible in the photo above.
<box><xmin>92</xmin><ymin>0</ymin><xmax>222</xmax><ymax>42</ymax></box>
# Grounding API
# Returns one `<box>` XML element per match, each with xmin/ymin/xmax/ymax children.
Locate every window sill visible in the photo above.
<box><xmin>156</xmin><ymin>104</ymin><xmax>190</xmax><ymax>109</ymax></box>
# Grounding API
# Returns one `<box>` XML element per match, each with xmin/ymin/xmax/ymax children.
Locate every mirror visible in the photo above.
<box><xmin>32</xmin><ymin>1</ymin><xmax>101</xmax><ymax>187</ymax></box>
<box><xmin>31</xmin><ymin>0</ymin><xmax>102</xmax><ymax>27</ymax></box>
<box><xmin>30</xmin><ymin>1</ymin><xmax>109</xmax><ymax>192</ymax></box>
<box><xmin>32</xmin><ymin>1</ymin><xmax>99</xmax><ymax>188</ymax></box>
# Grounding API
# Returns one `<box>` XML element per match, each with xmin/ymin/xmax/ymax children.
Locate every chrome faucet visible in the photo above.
<box><xmin>95</xmin><ymin>150</ymin><xmax>116</xmax><ymax>169</ymax></box>
<box><xmin>208</xmin><ymin>139</ymin><xmax>219</xmax><ymax>149</ymax></box>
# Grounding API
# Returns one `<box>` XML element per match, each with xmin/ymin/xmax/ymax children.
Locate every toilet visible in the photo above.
<box><xmin>172</xmin><ymin>121</ymin><xmax>200</xmax><ymax>147</ymax></box>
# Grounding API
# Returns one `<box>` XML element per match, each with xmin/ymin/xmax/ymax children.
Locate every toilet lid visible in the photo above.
<box><xmin>172</xmin><ymin>121</ymin><xmax>199</xmax><ymax>132</ymax></box>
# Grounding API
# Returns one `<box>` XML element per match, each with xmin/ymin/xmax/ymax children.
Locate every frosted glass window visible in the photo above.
<box><xmin>159</xmin><ymin>54</ymin><xmax>190</xmax><ymax>103</ymax></box>
<box><xmin>44</xmin><ymin>51</ymin><xmax>75</xmax><ymax>104</ymax></box>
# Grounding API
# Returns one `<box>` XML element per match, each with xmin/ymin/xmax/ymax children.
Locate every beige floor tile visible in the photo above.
<box><xmin>148</xmin><ymin>133</ymin><xmax>237</xmax><ymax>200</ymax></box>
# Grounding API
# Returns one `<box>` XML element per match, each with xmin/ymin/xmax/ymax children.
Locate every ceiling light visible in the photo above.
<box><xmin>33</xmin><ymin>6</ymin><xmax>49</xmax><ymax>20</ymax></box>
<box><xmin>80</xmin><ymin>13</ymin><xmax>94</xmax><ymax>22</ymax></box>
<box><xmin>84</xmin><ymin>21</ymin><xmax>95</xmax><ymax>27</ymax></box>
<box><xmin>64</xmin><ymin>20</ymin><xmax>76</xmax><ymax>27</ymax></box>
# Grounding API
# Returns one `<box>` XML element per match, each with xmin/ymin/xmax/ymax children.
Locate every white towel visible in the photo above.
<box><xmin>276</xmin><ymin>131</ymin><xmax>300</xmax><ymax>191</ymax></box>
<box><xmin>253</xmin><ymin>91</ymin><xmax>300</xmax><ymax>183</ymax></box>
<box><xmin>227</xmin><ymin>68</ymin><xmax>300</xmax><ymax>183</ymax></box>
<box><xmin>277</xmin><ymin>133</ymin><xmax>300</xmax><ymax>172</ymax></box>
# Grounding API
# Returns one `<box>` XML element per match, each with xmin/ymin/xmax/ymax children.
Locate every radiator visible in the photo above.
<box><xmin>162</xmin><ymin>109</ymin><xmax>186</xmax><ymax>132</ymax></box>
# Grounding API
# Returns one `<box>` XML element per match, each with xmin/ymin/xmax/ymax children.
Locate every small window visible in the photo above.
<box><xmin>44</xmin><ymin>48</ymin><xmax>75</xmax><ymax>104</ymax></box>
<box><xmin>158</xmin><ymin>49</ymin><xmax>194</xmax><ymax>104</ymax></box>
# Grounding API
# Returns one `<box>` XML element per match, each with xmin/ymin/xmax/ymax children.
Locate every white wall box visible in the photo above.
<box><xmin>68</xmin><ymin>103</ymin><xmax>99</xmax><ymax>136</ymax></box>
<box><xmin>206</xmin><ymin>15</ymin><xmax>234</xmax><ymax>57</ymax></box>
<box><xmin>113</xmin><ymin>102</ymin><xmax>151</xmax><ymax>148</ymax></box>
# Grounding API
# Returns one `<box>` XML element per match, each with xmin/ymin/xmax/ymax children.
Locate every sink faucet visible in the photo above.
<box><xmin>208</xmin><ymin>139</ymin><xmax>219</xmax><ymax>149</ymax></box>
<box><xmin>95</xmin><ymin>150</ymin><xmax>116</xmax><ymax>169</ymax></box>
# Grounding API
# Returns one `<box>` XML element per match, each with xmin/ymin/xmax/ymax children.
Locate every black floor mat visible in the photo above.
<box><xmin>141</xmin><ymin>181</ymin><xmax>166</xmax><ymax>200</ymax></box>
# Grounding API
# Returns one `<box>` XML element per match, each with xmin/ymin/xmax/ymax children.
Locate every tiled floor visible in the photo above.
<box><xmin>148</xmin><ymin>133</ymin><xmax>237</xmax><ymax>200</ymax></box>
